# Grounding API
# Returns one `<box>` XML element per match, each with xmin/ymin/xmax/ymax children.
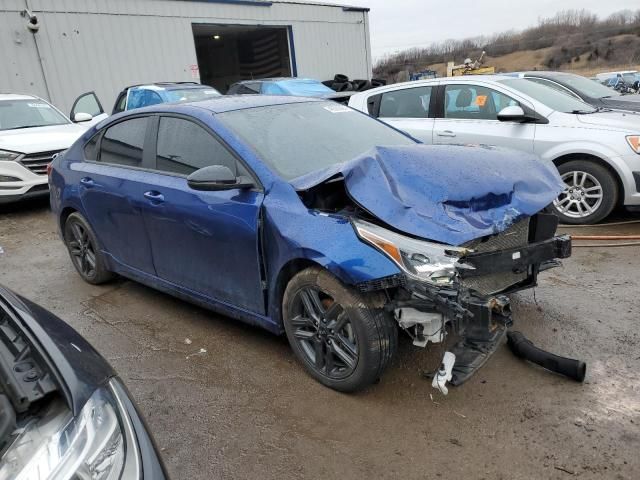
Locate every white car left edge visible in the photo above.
<box><xmin>0</xmin><ymin>94</ymin><xmax>92</xmax><ymax>204</ymax></box>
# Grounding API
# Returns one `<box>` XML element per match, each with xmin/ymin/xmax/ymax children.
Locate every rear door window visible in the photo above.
<box><xmin>444</xmin><ymin>84</ymin><xmax>519</xmax><ymax>120</ymax></box>
<box><xmin>99</xmin><ymin>117</ymin><xmax>148</xmax><ymax>167</ymax></box>
<box><xmin>379</xmin><ymin>86</ymin><xmax>432</xmax><ymax>118</ymax></box>
<box><xmin>155</xmin><ymin>117</ymin><xmax>239</xmax><ymax>175</ymax></box>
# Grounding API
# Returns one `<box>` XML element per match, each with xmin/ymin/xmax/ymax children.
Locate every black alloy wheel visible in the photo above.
<box><xmin>283</xmin><ymin>267</ymin><xmax>397</xmax><ymax>392</ymax></box>
<box><xmin>67</xmin><ymin>221</ymin><xmax>96</xmax><ymax>278</ymax></box>
<box><xmin>290</xmin><ymin>286</ymin><xmax>359</xmax><ymax>379</ymax></box>
<box><xmin>64</xmin><ymin>212</ymin><xmax>114</xmax><ymax>284</ymax></box>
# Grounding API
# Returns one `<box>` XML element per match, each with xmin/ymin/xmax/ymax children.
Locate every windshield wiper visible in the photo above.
<box><xmin>570</xmin><ymin>109</ymin><xmax>598</xmax><ymax>114</ymax></box>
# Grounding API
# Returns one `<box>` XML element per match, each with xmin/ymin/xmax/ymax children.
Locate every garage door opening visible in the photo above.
<box><xmin>192</xmin><ymin>24</ymin><xmax>293</xmax><ymax>93</ymax></box>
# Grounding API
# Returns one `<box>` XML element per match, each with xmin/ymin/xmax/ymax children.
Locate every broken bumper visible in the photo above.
<box><xmin>391</xmin><ymin>234</ymin><xmax>572</xmax><ymax>386</ymax></box>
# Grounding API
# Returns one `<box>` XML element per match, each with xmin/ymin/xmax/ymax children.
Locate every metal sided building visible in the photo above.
<box><xmin>0</xmin><ymin>0</ymin><xmax>372</xmax><ymax>114</ymax></box>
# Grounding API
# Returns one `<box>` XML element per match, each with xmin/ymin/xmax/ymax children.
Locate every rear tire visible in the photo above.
<box><xmin>282</xmin><ymin>267</ymin><xmax>397</xmax><ymax>392</ymax></box>
<box><xmin>63</xmin><ymin>212</ymin><xmax>114</xmax><ymax>284</ymax></box>
<box><xmin>551</xmin><ymin>160</ymin><xmax>618</xmax><ymax>225</ymax></box>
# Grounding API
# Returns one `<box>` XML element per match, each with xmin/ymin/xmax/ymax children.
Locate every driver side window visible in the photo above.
<box><xmin>444</xmin><ymin>84</ymin><xmax>519</xmax><ymax>120</ymax></box>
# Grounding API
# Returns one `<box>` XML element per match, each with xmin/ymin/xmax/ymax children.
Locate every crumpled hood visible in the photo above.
<box><xmin>291</xmin><ymin>145</ymin><xmax>565</xmax><ymax>246</ymax></box>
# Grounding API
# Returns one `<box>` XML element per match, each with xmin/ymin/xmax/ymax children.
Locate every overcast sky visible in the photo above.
<box><xmin>322</xmin><ymin>0</ymin><xmax>640</xmax><ymax>60</ymax></box>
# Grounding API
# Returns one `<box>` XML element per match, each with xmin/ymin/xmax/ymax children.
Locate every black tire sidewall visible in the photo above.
<box><xmin>64</xmin><ymin>212</ymin><xmax>113</xmax><ymax>284</ymax></box>
<box><xmin>282</xmin><ymin>267</ymin><xmax>394</xmax><ymax>392</ymax></box>
<box><xmin>552</xmin><ymin>160</ymin><xmax>618</xmax><ymax>225</ymax></box>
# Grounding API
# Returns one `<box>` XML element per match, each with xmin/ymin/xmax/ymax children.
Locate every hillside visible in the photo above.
<box><xmin>375</xmin><ymin>10</ymin><xmax>640</xmax><ymax>82</ymax></box>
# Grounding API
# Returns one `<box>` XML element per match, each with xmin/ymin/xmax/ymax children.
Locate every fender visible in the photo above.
<box><xmin>260</xmin><ymin>182</ymin><xmax>400</xmax><ymax>325</ymax></box>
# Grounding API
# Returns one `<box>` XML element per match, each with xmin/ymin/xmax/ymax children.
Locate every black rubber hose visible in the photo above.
<box><xmin>507</xmin><ymin>331</ymin><xmax>586</xmax><ymax>382</ymax></box>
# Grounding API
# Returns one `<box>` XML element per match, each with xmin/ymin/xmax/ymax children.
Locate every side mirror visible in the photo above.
<box><xmin>497</xmin><ymin>105</ymin><xmax>526</xmax><ymax>122</ymax></box>
<box><xmin>73</xmin><ymin>112</ymin><xmax>93</xmax><ymax>123</ymax></box>
<box><xmin>187</xmin><ymin>165</ymin><xmax>254</xmax><ymax>191</ymax></box>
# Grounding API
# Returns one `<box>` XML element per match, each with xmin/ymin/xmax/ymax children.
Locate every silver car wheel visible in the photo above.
<box><xmin>553</xmin><ymin>170</ymin><xmax>603</xmax><ymax>219</ymax></box>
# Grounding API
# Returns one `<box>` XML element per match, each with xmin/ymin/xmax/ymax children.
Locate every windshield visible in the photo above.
<box><xmin>551</xmin><ymin>74</ymin><xmax>620</xmax><ymax>99</ymax></box>
<box><xmin>165</xmin><ymin>87</ymin><xmax>221</xmax><ymax>103</ymax></box>
<box><xmin>263</xmin><ymin>80</ymin><xmax>335</xmax><ymax>96</ymax></box>
<box><xmin>218</xmin><ymin>101</ymin><xmax>416</xmax><ymax>180</ymax></box>
<box><xmin>498</xmin><ymin>78</ymin><xmax>597</xmax><ymax>113</ymax></box>
<box><xmin>0</xmin><ymin>99</ymin><xmax>69</xmax><ymax>131</ymax></box>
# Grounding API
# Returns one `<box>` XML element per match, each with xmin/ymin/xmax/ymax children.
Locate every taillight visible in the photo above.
<box><xmin>46</xmin><ymin>162</ymin><xmax>53</xmax><ymax>176</ymax></box>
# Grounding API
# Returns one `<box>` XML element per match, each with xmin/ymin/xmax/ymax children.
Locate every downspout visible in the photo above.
<box><xmin>22</xmin><ymin>0</ymin><xmax>52</xmax><ymax>101</ymax></box>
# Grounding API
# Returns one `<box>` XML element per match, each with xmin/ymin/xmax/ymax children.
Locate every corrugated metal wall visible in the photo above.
<box><xmin>0</xmin><ymin>0</ymin><xmax>371</xmax><ymax>114</ymax></box>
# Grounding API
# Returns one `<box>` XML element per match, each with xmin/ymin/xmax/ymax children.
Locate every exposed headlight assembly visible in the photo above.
<box><xmin>0</xmin><ymin>150</ymin><xmax>20</xmax><ymax>161</ymax></box>
<box><xmin>627</xmin><ymin>135</ymin><xmax>640</xmax><ymax>154</ymax></box>
<box><xmin>353</xmin><ymin>219</ymin><xmax>470</xmax><ymax>285</ymax></box>
<box><xmin>0</xmin><ymin>379</ymin><xmax>140</xmax><ymax>480</ymax></box>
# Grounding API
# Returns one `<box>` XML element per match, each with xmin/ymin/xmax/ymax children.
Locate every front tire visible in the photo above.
<box><xmin>282</xmin><ymin>267</ymin><xmax>397</xmax><ymax>392</ymax></box>
<box><xmin>551</xmin><ymin>160</ymin><xmax>618</xmax><ymax>225</ymax></box>
<box><xmin>63</xmin><ymin>212</ymin><xmax>114</xmax><ymax>284</ymax></box>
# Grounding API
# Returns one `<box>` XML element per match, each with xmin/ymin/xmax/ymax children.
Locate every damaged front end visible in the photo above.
<box><xmin>353</xmin><ymin>213</ymin><xmax>571</xmax><ymax>390</ymax></box>
<box><xmin>292</xmin><ymin>144</ymin><xmax>572</xmax><ymax>392</ymax></box>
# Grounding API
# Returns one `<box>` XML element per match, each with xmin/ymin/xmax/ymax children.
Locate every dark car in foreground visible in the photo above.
<box><xmin>0</xmin><ymin>285</ymin><xmax>166</xmax><ymax>478</ymax></box>
<box><xmin>514</xmin><ymin>71</ymin><xmax>640</xmax><ymax>113</ymax></box>
<box><xmin>226</xmin><ymin>77</ymin><xmax>355</xmax><ymax>104</ymax></box>
<box><xmin>49</xmin><ymin>96</ymin><xmax>570</xmax><ymax>393</ymax></box>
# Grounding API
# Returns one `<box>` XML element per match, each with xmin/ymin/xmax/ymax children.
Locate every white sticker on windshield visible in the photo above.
<box><xmin>203</xmin><ymin>90</ymin><xmax>218</xmax><ymax>95</ymax></box>
<box><xmin>27</xmin><ymin>103</ymin><xmax>51</xmax><ymax>108</ymax></box>
<box><xmin>324</xmin><ymin>104</ymin><xmax>352</xmax><ymax>113</ymax></box>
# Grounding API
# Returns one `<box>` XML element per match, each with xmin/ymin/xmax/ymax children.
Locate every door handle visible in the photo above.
<box><xmin>143</xmin><ymin>191</ymin><xmax>165</xmax><ymax>203</ymax></box>
<box><xmin>80</xmin><ymin>177</ymin><xmax>95</xmax><ymax>187</ymax></box>
<box><xmin>436</xmin><ymin>130</ymin><xmax>456</xmax><ymax>137</ymax></box>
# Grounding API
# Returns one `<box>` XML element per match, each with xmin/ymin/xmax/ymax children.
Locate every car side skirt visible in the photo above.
<box><xmin>104</xmin><ymin>253</ymin><xmax>282</xmax><ymax>335</ymax></box>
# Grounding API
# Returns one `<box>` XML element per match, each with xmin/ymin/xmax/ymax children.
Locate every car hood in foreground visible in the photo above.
<box><xmin>0</xmin><ymin>285</ymin><xmax>114</xmax><ymax>415</ymax></box>
<box><xmin>0</xmin><ymin>124</ymin><xmax>88</xmax><ymax>154</ymax></box>
<box><xmin>291</xmin><ymin>145</ymin><xmax>564</xmax><ymax>246</ymax></box>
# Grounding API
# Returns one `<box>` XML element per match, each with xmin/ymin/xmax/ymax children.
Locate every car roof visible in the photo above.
<box><xmin>233</xmin><ymin>77</ymin><xmax>318</xmax><ymax>85</ymax></box>
<box><xmin>0</xmin><ymin>93</ymin><xmax>39</xmax><ymax>101</ymax></box>
<box><xmin>145</xmin><ymin>94</ymin><xmax>324</xmax><ymax>114</ymax></box>
<box><xmin>127</xmin><ymin>82</ymin><xmax>210</xmax><ymax>91</ymax></box>
<box><xmin>520</xmin><ymin>71</ymin><xmax>575</xmax><ymax>79</ymax></box>
<box><xmin>376</xmin><ymin>74</ymin><xmax>516</xmax><ymax>89</ymax></box>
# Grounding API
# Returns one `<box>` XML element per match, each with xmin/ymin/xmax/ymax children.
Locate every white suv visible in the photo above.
<box><xmin>348</xmin><ymin>75</ymin><xmax>640</xmax><ymax>224</ymax></box>
<box><xmin>0</xmin><ymin>94</ymin><xmax>92</xmax><ymax>204</ymax></box>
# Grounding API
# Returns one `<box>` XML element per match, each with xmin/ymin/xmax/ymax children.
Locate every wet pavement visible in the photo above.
<box><xmin>1</xmin><ymin>200</ymin><xmax>639</xmax><ymax>479</ymax></box>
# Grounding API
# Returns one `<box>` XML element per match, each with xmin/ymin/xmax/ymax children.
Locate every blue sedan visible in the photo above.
<box><xmin>49</xmin><ymin>96</ymin><xmax>570</xmax><ymax>392</ymax></box>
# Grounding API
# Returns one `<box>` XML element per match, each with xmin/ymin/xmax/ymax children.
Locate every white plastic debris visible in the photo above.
<box><xmin>186</xmin><ymin>348</ymin><xmax>207</xmax><ymax>359</ymax></box>
<box><xmin>432</xmin><ymin>351</ymin><xmax>456</xmax><ymax>395</ymax></box>
<box><xmin>184</xmin><ymin>338</ymin><xmax>192</xmax><ymax>345</ymax></box>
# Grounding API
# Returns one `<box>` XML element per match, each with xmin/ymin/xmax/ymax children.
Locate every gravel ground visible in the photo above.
<box><xmin>1</xmin><ymin>199</ymin><xmax>639</xmax><ymax>479</ymax></box>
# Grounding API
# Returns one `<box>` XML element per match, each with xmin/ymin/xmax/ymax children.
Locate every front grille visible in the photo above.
<box><xmin>19</xmin><ymin>150</ymin><xmax>63</xmax><ymax>175</ymax></box>
<box><xmin>460</xmin><ymin>218</ymin><xmax>530</xmax><ymax>296</ymax></box>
